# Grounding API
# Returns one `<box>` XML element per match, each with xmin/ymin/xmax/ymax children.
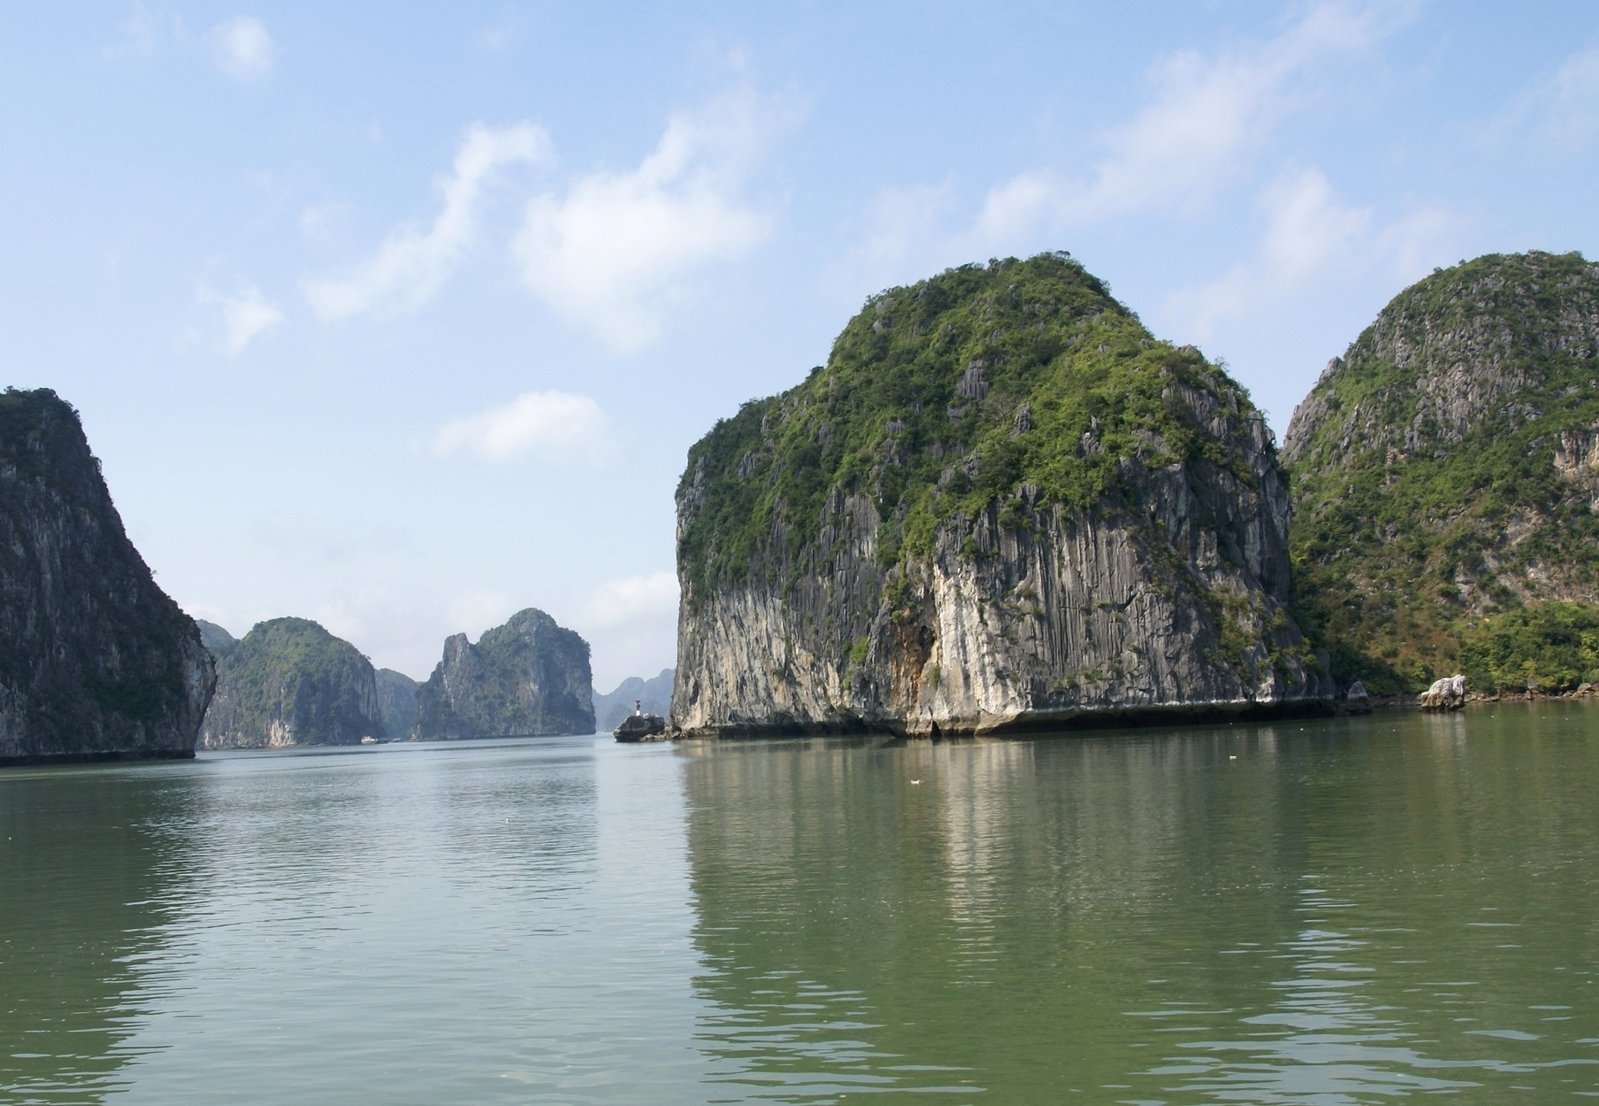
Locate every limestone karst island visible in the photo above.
<box><xmin>4</xmin><ymin>248</ymin><xmax>1599</xmax><ymax>759</ymax></box>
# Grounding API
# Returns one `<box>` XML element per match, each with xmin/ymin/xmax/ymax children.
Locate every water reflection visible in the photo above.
<box><xmin>0</xmin><ymin>764</ymin><xmax>199</xmax><ymax>1103</ymax></box>
<box><xmin>682</xmin><ymin>715</ymin><xmax>1599</xmax><ymax>1102</ymax></box>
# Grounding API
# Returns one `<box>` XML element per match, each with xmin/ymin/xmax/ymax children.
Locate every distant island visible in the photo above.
<box><xmin>412</xmin><ymin>608</ymin><xmax>596</xmax><ymax>739</ymax></box>
<box><xmin>198</xmin><ymin>617</ymin><xmax>385</xmax><ymax>749</ymax></box>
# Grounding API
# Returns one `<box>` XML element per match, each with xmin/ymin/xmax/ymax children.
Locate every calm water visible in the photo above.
<box><xmin>2</xmin><ymin>706</ymin><xmax>1597</xmax><ymax>1105</ymax></box>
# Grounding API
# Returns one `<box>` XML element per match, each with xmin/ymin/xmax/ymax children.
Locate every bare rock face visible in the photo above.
<box><xmin>672</xmin><ymin>254</ymin><xmax>1325</xmax><ymax>736</ymax></box>
<box><xmin>199</xmin><ymin>617</ymin><xmax>384</xmax><ymax>749</ymax></box>
<box><xmin>412</xmin><ymin>608</ymin><xmax>596</xmax><ymax>738</ymax></box>
<box><xmin>0</xmin><ymin>388</ymin><xmax>214</xmax><ymax>762</ymax></box>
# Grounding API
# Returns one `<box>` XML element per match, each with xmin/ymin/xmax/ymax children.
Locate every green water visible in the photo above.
<box><xmin>2</xmin><ymin>706</ymin><xmax>1596</xmax><ymax>1103</ymax></box>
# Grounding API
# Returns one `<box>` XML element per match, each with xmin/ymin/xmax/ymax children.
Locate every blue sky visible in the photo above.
<box><xmin>2</xmin><ymin>2</ymin><xmax>1596</xmax><ymax>690</ymax></box>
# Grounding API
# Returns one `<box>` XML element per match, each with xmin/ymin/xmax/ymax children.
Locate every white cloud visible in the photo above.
<box><xmin>197</xmin><ymin>281</ymin><xmax>284</xmax><ymax>355</ymax></box>
<box><xmin>854</xmin><ymin>2</ymin><xmax>1407</xmax><ymax>269</ymax></box>
<box><xmin>579</xmin><ymin>572</ymin><xmax>680</xmax><ymax>691</ymax></box>
<box><xmin>304</xmin><ymin>121</ymin><xmax>552</xmax><ymax>320</ymax></box>
<box><xmin>108</xmin><ymin>2</ymin><xmax>162</xmax><ymax>56</ymax></box>
<box><xmin>430</xmin><ymin>390</ymin><xmax>611</xmax><ymax>464</ymax></box>
<box><xmin>582</xmin><ymin>572</ymin><xmax>679</xmax><ymax>628</ymax></box>
<box><xmin>1163</xmin><ymin>168</ymin><xmax>1454</xmax><ymax>342</ymax></box>
<box><xmin>513</xmin><ymin>88</ymin><xmax>782</xmax><ymax>351</ymax></box>
<box><xmin>207</xmin><ymin>15</ymin><xmax>273</xmax><ymax>82</ymax></box>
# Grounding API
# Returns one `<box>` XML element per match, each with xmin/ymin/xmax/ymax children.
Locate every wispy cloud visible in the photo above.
<box><xmin>1490</xmin><ymin>41</ymin><xmax>1599</xmax><ymax>151</ymax></box>
<box><xmin>851</xmin><ymin>1</ymin><xmax>1410</xmax><ymax>277</ymax></box>
<box><xmin>429</xmin><ymin>390</ymin><xmax>611</xmax><ymax>464</ymax></box>
<box><xmin>197</xmin><ymin>280</ymin><xmax>284</xmax><ymax>355</ymax></box>
<box><xmin>304</xmin><ymin>122</ymin><xmax>552</xmax><ymax>320</ymax></box>
<box><xmin>582</xmin><ymin>572</ymin><xmax>679</xmax><ymax>628</ymax></box>
<box><xmin>513</xmin><ymin>87</ymin><xmax>787</xmax><ymax>351</ymax></box>
<box><xmin>1163</xmin><ymin>168</ymin><xmax>1453</xmax><ymax>342</ymax></box>
<box><xmin>207</xmin><ymin>15</ymin><xmax>274</xmax><ymax>82</ymax></box>
<box><xmin>580</xmin><ymin>571</ymin><xmax>680</xmax><ymax>691</ymax></box>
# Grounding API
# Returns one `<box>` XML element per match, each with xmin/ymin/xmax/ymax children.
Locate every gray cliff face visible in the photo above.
<box><xmin>412</xmin><ymin>608</ymin><xmax>596</xmax><ymax>738</ymax></box>
<box><xmin>672</xmin><ymin>255</ymin><xmax>1321</xmax><ymax>736</ymax></box>
<box><xmin>0</xmin><ymin>388</ymin><xmax>214</xmax><ymax>762</ymax></box>
<box><xmin>199</xmin><ymin>617</ymin><xmax>384</xmax><ymax>749</ymax></box>
<box><xmin>674</xmin><ymin>394</ymin><xmax>1312</xmax><ymax>735</ymax></box>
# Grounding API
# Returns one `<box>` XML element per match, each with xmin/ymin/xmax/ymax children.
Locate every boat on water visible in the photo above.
<box><xmin>613</xmin><ymin>700</ymin><xmax>667</xmax><ymax>742</ymax></box>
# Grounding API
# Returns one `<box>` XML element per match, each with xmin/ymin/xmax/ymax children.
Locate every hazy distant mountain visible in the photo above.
<box><xmin>593</xmin><ymin>668</ymin><xmax>674</xmax><ymax>731</ymax></box>
<box><xmin>375</xmin><ymin>668</ymin><xmax>418</xmax><ymax>739</ymax></box>
<box><xmin>195</xmin><ymin>620</ymin><xmax>238</xmax><ymax>659</ymax></box>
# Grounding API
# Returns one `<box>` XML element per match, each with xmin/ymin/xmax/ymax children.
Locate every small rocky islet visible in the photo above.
<box><xmin>4</xmin><ymin>249</ymin><xmax>1599</xmax><ymax>759</ymax></box>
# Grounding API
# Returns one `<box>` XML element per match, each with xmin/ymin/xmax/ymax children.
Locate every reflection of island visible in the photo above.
<box><xmin>677</xmin><ymin>734</ymin><xmax>1314</xmax><ymax>1097</ymax></box>
<box><xmin>680</xmin><ymin>720</ymin><xmax>1599</xmax><ymax>1100</ymax></box>
<box><xmin>0</xmin><ymin>768</ymin><xmax>197</xmax><ymax>1099</ymax></box>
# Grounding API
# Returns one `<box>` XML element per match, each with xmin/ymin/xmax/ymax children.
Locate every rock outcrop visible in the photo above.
<box><xmin>0</xmin><ymin>388</ymin><xmax>214</xmax><ymax>762</ymax></box>
<box><xmin>672</xmin><ymin>253</ymin><xmax>1324</xmax><ymax>736</ymax></box>
<box><xmin>593</xmin><ymin>668</ymin><xmax>674</xmax><ymax>732</ymax></box>
<box><xmin>1283</xmin><ymin>250</ymin><xmax>1599</xmax><ymax>693</ymax></box>
<box><xmin>199</xmin><ymin>617</ymin><xmax>385</xmax><ymax>748</ymax></box>
<box><xmin>412</xmin><ymin>608</ymin><xmax>595</xmax><ymax>738</ymax></box>
<box><xmin>1418</xmin><ymin>674</ymin><xmax>1466</xmax><ymax>711</ymax></box>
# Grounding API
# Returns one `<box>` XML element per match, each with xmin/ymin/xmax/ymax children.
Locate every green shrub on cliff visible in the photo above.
<box><xmin>678</xmin><ymin>253</ymin><xmax>1266</xmax><ymax>605</ymax></box>
<box><xmin>1458</xmin><ymin>602</ymin><xmax>1599</xmax><ymax>694</ymax></box>
<box><xmin>1284</xmin><ymin>250</ymin><xmax>1599</xmax><ymax>693</ymax></box>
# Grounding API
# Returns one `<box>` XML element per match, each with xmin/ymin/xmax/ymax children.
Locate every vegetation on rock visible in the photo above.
<box><xmin>200</xmin><ymin>617</ymin><xmax>384</xmax><ymax>747</ymax></box>
<box><xmin>674</xmin><ymin>253</ymin><xmax>1318</xmax><ymax>734</ymax></box>
<box><xmin>1283</xmin><ymin>250</ymin><xmax>1599</xmax><ymax>694</ymax></box>
<box><xmin>413</xmin><ymin>608</ymin><xmax>595</xmax><ymax>738</ymax></box>
<box><xmin>678</xmin><ymin>253</ymin><xmax>1266</xmax><ymax>605</ymax></box>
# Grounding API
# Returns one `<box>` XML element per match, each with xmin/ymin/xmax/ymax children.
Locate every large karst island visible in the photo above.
<box><xmin>672</xmin><ymin>252</ymin><xmax>1326</xmax><ymax>736</ymax></box>
<box><xmin>1285</xmin><ymin>249</ymin><xmax>1599</xmax><ymax>696</ymax></box>
<box><xmin>0</xmin><ymin>388</ymin><xmax>214</xmax><ymax>763</ymax></box>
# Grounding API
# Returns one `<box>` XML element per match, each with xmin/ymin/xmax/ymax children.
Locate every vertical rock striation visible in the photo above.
<box><xmin>0</xmin><ymin>388</ymin><xmax>213</xmax><ymax>762</ymax></box>
<box><xmin>412</xmin><ymin>608</ymin><xmax>596</xmax><ymax>738</ymax></box>
<box><xmin>673</xmin><ymin>254</ymin><xmax>1323</xmax><ymax>736</ymax></box>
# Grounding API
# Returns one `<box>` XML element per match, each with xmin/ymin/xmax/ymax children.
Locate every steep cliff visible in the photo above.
<box><xmin>1283</xmin><ymin>250</ymin><xmax>1599</xmax><ymax>693</ymax></box>
<box><xmin>0</xmin><ymin>388</ymin><xmax>214</xmax><ymax>762</ymax></box>
<box><xmin>199</xmin><ymin>617</ymin><xmax>385</xmax><ymax>748</ymax></box>
<box><xmin>673</xmin><ymin>253</ymin><xmax>1322</xmax><ymax>736</ymax></box>
<box><xmin>412</xmin><ymin>608</ymin><xmax>595</xmax><ymax>738</ymax></box>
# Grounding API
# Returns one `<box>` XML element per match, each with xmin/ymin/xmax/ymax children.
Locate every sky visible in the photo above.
<box><xmin>2</xmin><ymin>2</ymin><xmax>1597</xmax><ymax>691</ymax></box>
